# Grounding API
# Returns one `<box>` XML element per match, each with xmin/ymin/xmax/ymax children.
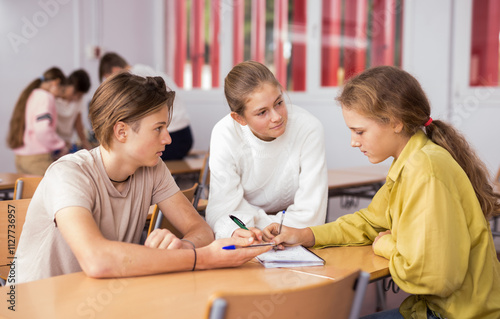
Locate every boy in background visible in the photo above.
<box><xmin>56</xmin><ymin>69</ymin><xmax>92</xmax><ymax>152</ymax></box>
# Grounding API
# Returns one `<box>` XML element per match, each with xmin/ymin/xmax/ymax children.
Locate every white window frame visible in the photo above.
<box><xmin>451</xmin><ymin>0</ymin><xmax>500</xmax><ymax>107</ymax></box>
<box><xmin>157</xmin><ymin>0</ymin><xmax>409</xmax><ymax>105</ymax></box>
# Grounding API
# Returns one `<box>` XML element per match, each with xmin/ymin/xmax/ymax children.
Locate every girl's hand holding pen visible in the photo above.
<box><xmin>262</xmin><ymin>223</ymin><xmax>316</xmax><ymax>248</ymax></box>
<box><xmin>229</xmin><ymin>214</ymin><xmax>264</xmax><ymax>241</ymax></box>
<box><xmin>232</xmin><ymin>227</ymin><xmax>264</xmax><ymax>241</ymax></box>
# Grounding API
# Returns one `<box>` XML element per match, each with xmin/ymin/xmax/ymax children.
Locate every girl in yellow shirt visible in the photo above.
<box><xmin>264</xmin><ymin>66</ymin><xmax>500</xmax><ymax>319</ymax></box>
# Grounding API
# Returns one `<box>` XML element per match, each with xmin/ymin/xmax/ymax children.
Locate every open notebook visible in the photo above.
<box><xmin>256</xmin><ymin>245</ymin><xmax>325</xmax><ymax>268</ymax></box>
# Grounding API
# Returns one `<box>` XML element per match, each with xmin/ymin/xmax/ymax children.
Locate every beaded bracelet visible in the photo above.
<box><xmin>181</xmin><ymin>239</ymin><xmax>196</xmax><ymax>271</ymax></box>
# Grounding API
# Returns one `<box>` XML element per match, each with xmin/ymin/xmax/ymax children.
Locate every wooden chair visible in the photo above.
<box><xmin>13</xmin><ymin>177</ymin><xmax>43</xmax><ymax>200</ymax></box>
<box><xmin>147</xmin><ymin>183</ymin><xmax>199</xmax><ymax>238</ymax></box>
<box><xmin>206</xmin><ymin>270</ymin><xmax>370</xmax><ymax>319</ymax></box>
<box><xmin>193</xmin><ymin>152</ymin><xmax>210</xmax><ymax>213</ymax></box>
<box><xmin>0</xmin><ymin>199</ymin><xmax>31</xmax><ymax>286</ymax></box>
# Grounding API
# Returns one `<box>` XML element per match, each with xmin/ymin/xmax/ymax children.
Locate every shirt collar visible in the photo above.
<box><xmin>387</xmin><ymin>130</ymin><xmax>429</xmax><ymax>184</ymax></box>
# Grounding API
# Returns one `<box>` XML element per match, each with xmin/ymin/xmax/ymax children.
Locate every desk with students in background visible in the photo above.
<box><xmin>0</xmin><ymin>162</ymin><xmax>394</xmax><ymax>318</ymax></box>
<box><xmin>327</xmin><ymin>165</ymin><xmax>388</xmax><ymax>199</ymax></box>
<box><xmin>0</xmin><ymin>164</ymin><xmax>395</xmax><ymax>317</ymax></box>
<box><xmin>0</xmin><ymin>245</ymin><xmax>389</xmax><ymax>318</ymax></box>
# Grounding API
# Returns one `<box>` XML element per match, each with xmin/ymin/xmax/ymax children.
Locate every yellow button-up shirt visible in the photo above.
<box><xmin>311</xmin><ymin>130</ymin><xmax>500</xmax><ymax>318</ymax></box>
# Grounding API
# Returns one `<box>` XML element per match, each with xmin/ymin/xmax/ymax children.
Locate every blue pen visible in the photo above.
<box><xmin>278</xmin><ymin>210</ymin><xmax>285</xmax><ymax>234</ymax></box>
<box><xmin>222</xmin><ymin>243</ymin><xmax>276</xmax><ymax>250</ymax></box>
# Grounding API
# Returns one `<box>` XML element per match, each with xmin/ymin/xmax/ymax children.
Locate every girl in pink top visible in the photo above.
<box><xmin>7</xmin><ymin>67</ymin><xmax>68</xmax><ymax>175</ymax></box>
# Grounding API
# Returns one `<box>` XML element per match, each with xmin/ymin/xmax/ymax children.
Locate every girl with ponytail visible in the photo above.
<box><xmin>7</xmin><ymin>67</ymin><xmax>68</xmax><ymax>175</ymax></box>
<box><xmin>264</xmin><ymin>66</ymin><xmax>500</xmax><ymax>319</ymax></box>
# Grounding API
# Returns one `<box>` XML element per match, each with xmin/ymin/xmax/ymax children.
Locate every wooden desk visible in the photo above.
<box><xmin>301</xmin><ymin>246</ymin><xmax>390</xmax><ymax>282</ymax></box>
<box><xmin>328</xmin><ymin>166</ymin><xmax>388</xmax><ymax>199</ymax></box>
<box><xmin>0</xmin><ymin>246</ymin><xmax>388</xmax><ymax>318</ymax></box>
<box><xmin>338</xmin><ymin>165</ymin><xmax>390</xmax><ymax>177</ymax></box>
<box><xmin>164</xmin><ymin>157</ymin><xmax>204</xmax><ymax>176</ymax></box>
<box><xmin>0</xmin><ymin>266</ymin><xmax>327</xmax><ymax>318</ymax></box>
<box><xmin>0</xmin><ymin>173</ymin><xmax>40</xmax><ymax>200</ymax></box>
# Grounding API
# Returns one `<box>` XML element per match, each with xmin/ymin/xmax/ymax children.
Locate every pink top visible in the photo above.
<box><xmin>14</xmin><ymin>88</ymin><xmax>65</xmax><ymax>156</ymax></box>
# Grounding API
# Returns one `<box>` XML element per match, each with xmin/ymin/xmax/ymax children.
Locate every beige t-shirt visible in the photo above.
<box><xmin>15</xmin><ymin>147</ymin><xmax>179</xmax><ymax>283</ymax></box>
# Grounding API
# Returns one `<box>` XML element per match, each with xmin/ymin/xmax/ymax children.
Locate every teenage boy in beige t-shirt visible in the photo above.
<box><xmin>15</xmin><ymin>72</ymin><xmax>271</xmax><ymax>283</ymax></box>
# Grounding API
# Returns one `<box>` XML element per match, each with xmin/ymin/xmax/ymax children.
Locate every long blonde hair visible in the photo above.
<box><xmin>337</xmin><ymin>66</ymin><xmax>500</xmax><ymax>220</ymax></box>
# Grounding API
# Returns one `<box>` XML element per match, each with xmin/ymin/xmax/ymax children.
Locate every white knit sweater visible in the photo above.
<box><xmin>206</xmin><ymin>104</ymin><xmax>328</xmax><ymax>239</ymax></box>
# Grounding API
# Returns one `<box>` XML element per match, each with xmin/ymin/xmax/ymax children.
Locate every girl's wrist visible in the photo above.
<box><xmin>300</xmin><ymin>228</ymin><xmax>316</xmax><ymax>247</ymax></box>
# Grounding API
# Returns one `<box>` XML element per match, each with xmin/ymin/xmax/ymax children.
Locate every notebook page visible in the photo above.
<box><xmin>256</xmin><ymin>245</ymin><xmax>324</xmax><ymax>264</ymax></box>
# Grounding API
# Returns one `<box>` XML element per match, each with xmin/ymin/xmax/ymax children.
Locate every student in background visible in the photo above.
<box><xmin>15</xmin><ymin>72</ymin><xmax>271</xmax><ymax>284</ymax></box>
<box><xmin>7</xmin><ymin>67</ymin><xmax>68</xmax><ymax>175</ymax></box>
<box><xmin>206</xmin><ymin>61</ymin><xmax>328</xmax><ymax>239</ymax></box>
<box><xmin>264</xmin><ymin>66</ymin><xmax>500</xmax><ymax>319</ymax></box>
<box><xmin>56</xmin><ymin>69</ymin><xmax>92</xmax><ymax>151</ymax></box>
<box><xmin>98</xmin><ymin>52</ymin><xmax>193</xmax><ymax>160</ymax></box>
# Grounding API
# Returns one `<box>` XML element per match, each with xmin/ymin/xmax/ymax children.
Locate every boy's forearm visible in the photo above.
<box><xmin>182</xmin><ymin>223</ymin><xmax>214</xmax><ymax>248</ymax></box>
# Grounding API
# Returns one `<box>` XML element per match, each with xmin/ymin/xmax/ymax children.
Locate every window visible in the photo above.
<box><xmin>470</xmin><ymin>0</ymin><xmax>500</xmax><ymax>86</ymax></box>
<box><xmin>165</xmin><ymin>0</ymin><xmax>404</xmax><ymax>91</ymax></box>
<box><xmin>321</xmin><ymin>0</ymin><xmax>404</xmax><ymax>87</ymax></box>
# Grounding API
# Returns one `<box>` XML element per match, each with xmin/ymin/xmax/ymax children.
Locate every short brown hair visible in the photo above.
<box><xmin>68</xmin><ymin>69</ymin><xmax>91</xmax><ymax>93</ymax></box>
<box><xmin>89</xmin><ymin>71</ymin><xmax>175</xmax><ymax>150</ymax></box>
<box><xmin>224</xmin><ymin>60</ymin><xmax>282</xmax><ymax>115</ymax></box>
<box><xmin>99</xmin><ymin>52</ymin><xmax>128</xmax><ymax>82</ymax></box>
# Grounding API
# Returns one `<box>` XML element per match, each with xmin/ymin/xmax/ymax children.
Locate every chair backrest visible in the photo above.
<box><xmin>13</xmin><ymin>177</ymin><xmax>43</xmax><ymax>200</ymax></box>
<box><xmin>0</xmin><ymin>199</ymin><xmax>31</xmax><ymax>283</ymax></box>
<box><xmin>147</xmin><ymin>204</ymin><xmax>160</xmax><ymax>237</ymax></box>
<box><xmin>206</xmin><ymin>270</ymin><xmax>370</xmax><ymax>319</ymax></box>
<box><xmin>182</xmin><ymin>182</ymin><xmax>199</xmax><ymax>204</ymax></box>
<box><xmin>193</xmin><ymin>152</ymin><xmax>210</xmax><ymax>211</ymax></box>
<box><xmin>147</xmin><ymin>183</ymin><xmax>199</xmax><ymax>238</ymax></box>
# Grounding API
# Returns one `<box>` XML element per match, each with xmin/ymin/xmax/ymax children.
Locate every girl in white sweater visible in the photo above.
<box><xmin>206</xmin><ymin>61</ymin><xmax>328</xmax><ymax>239</ymax></box>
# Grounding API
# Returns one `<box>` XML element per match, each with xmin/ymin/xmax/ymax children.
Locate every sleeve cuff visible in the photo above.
<box><xmin>373</xmin><ymin>234</ymin><xmax>396</xmax><ymax>259</ymax></box>
<box><xmin>309</xmin><ymin>224</ymin><xmax>336</xmax><ymax>248</ymax></box>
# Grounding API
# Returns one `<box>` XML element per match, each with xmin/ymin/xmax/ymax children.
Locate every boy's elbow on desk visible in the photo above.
<box><xmin>76</xmin><ymin>244</ymin><xmax>127</xmax><ymax>279</ymax></box>
<box><xmin>80</xmin><ymin>256</ymin><xmax>115</xmax><ymax>279</ymax></box>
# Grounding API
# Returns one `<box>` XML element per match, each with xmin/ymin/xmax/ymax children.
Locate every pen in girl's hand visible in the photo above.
<box><xmin>278</xmin><ymin>210</ymin><xmax>285</xmax><ymax>235</ymax></box>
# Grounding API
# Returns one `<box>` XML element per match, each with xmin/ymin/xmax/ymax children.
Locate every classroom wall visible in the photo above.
<box><xmin>1</xmin><ymin>0</ymin><xmax>499</xmax><ymax>177</ymax></box>
<box><xmin>0</xmin><ymin>0</ymin><xmax>74</xmax><ymax>172</ymax></box>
